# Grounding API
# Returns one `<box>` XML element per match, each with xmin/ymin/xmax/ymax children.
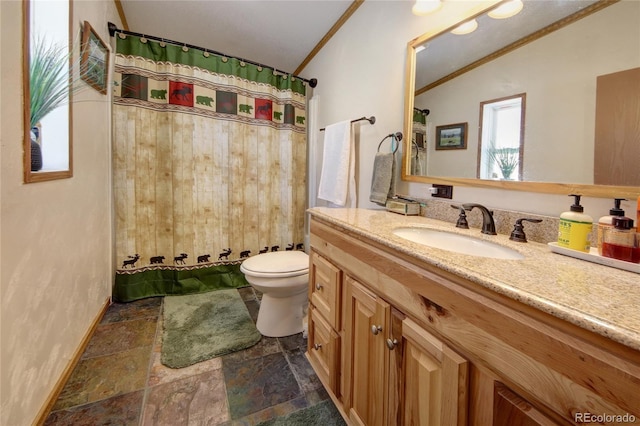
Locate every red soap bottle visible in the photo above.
<box><xmin>601</xmin><ymin>217</ymin><xmax>636</xmax><ymax>263</ymax></box>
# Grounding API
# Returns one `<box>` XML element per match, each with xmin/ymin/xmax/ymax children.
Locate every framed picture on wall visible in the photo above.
<box><xmin>80</xmin><ymin>21</ymin><xmax>109</xmax><ymax>95</ymax></box>
<box><xmin>435</xmin><ymin>122</ymin><xmax>467</xmax><ymax>150</ymax></box>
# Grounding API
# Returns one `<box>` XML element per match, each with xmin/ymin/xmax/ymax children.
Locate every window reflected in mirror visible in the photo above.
<box><xmin>23</xmin><ymin>0</ymin><xmax>73</xmax><ymax>183</ymax></box>
<box><xmin>478</xmin><ymin>94</ymin><xmax>525</xmax><ymax>181</ymax></box>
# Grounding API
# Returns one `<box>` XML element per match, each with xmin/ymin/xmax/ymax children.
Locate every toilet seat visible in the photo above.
<box><xmin>240</xmin><ymin>251</ymin><xmax>309</xmax><ymax>278</ymax></box>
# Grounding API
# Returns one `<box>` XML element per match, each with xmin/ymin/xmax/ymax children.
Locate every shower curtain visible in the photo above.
<box><xmin>112</xmin><ymin>34</ymin><xmax>308</xmax><ymax>302</ymax></box>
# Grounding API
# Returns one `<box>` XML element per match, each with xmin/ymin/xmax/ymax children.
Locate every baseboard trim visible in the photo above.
<box><xmin>32</xmin><ymin>297</ymin><xmax>111</xmax><ymax>425</ymax></box>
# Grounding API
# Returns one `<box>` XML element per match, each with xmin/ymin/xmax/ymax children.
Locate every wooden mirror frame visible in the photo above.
<box><xmin>401</xmin><ymin>0</ymin><xmax>640</xmax><ymax>199</ymax></box>
<box><xmin>23</xmin><ymin>0</ymin><xmax>74</xmax><ymax>183</ymax></box>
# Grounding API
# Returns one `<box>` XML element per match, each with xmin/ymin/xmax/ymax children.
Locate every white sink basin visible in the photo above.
<box><xmin>393</xmin><ymin>227</ymin><xmax>524</xmax><ymax>260</ymax></box>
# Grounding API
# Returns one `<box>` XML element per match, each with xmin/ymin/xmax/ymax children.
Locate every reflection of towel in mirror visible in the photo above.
<box><xmin>370</xmin><ymin>152</ymin><xmax>395</xmax><ymax>205</ymax></box>
<box><xmin>318</xmin><ymin>120</ymin><xmax>356</xmax><ymax>207</ymax></box>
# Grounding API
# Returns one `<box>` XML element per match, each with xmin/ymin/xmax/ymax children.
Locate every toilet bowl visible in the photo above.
<box><xmin>240</xmin><ymin>251</ymin><xmax>309</xmax><ymax>337</ymax></box>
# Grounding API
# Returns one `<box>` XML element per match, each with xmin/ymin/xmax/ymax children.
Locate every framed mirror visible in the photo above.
<box><xmin>402</xmin><ymin>0</ymin><xmax>640</xmax><ymax>198</ymax></box>
<box><xmin>23</xmin><ymin>0</ymin><xmax>73</xmax><ymax>183</ymax></box>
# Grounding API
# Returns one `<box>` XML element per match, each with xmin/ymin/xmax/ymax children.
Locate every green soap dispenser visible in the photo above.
<box><xmin>557</xmin><ymin>194</ymin><xmax>593</xmax><ymax>252</ymax></box>
<box><xmin>596</xmin><ymin>198</ymin><xmax>627</xmax><ymax>255</ymax></box>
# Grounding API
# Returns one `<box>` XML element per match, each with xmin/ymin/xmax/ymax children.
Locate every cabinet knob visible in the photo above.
<box><xmin>386</xmin><ymin>338</ymin><xmax>398</xmax><ymax>350</ymax></box>
<box><xmin>315</xmin><ymin>283</ymin><xmax>322</xmax><ymax>291</ymax></box>
<box><xmin>371</xmin><ymin>325</ymin><xmax>382</xmax><ymax>335</ymax></box>
<box><xmin>313</xmin><ymin>343</ymin><xmax>322</xmax><ymax>350</ymax></box>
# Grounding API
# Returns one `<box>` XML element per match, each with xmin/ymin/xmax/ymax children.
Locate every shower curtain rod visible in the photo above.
<box><xmin>319</xmin><ymin>116</ymin><xmax>376</xmax><ymax>131</ymax></box>
<box><xmin>107</xmin><ymin>22</ymin><xmax>318</xmax><ymax>88</ymax></box>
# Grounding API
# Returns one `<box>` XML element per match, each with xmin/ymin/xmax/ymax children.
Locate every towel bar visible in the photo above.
<box><xmin>320</xmin><ymin>116</ymin><xmax>375</xmax><ymax>131</ymax></box>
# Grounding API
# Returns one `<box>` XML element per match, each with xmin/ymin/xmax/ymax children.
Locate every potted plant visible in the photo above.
<box><xmin>28</xmin><ymin>36</ymin><xmax>81</xmax><ymax>171</ymax></box>
<box><xmin>487</xmin><ymin>146</ymin><xmax>519</xmax><ymax>180</ymax></box>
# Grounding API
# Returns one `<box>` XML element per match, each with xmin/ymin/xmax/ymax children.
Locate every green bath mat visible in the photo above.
<box><xmin>256</xmin><ymin>400</ymin><xmax>346</xmax><ymax>426</ymax></box>
<box><xmin>161</xmin><ymin>289</ymin><xmax>261</xmax><ymax>368</ymax></box>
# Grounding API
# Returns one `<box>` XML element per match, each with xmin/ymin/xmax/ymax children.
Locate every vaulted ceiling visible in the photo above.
<box><xmin>115</xmin><ymin>0</ymin><xmax>605</xmax><ymax>84</ymax></box>
<box><xmin>115</xmin><ymin>0</ymin><xmax>361</xmax><ymax>76</ymax></box>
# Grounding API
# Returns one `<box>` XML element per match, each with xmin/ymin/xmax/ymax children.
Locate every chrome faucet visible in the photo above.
<box><xmin>462</xmin><ymin>203</ymin><xmax>497</xmax><ymax>235</ymax></box>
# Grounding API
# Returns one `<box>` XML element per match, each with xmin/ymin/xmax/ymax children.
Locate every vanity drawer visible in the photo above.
<box><xmin>307</xmin><ymin>306</ymin><xmax>340</xmax><ymax>394</ymax></box>
<box><xmin>309</xmin><ymin>251</ymin><xmax>342</xmax><ymax>329</ymax></box>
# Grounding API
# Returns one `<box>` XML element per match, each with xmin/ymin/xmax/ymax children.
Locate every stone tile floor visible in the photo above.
<box><xmin>44</xmin><ymin>287</ymin><xmax>337</xmax><ymax>425</ymax></box>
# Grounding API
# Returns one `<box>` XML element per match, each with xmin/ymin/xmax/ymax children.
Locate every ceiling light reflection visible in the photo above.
<box><xmin>488</xmin><ymin>0</ymin><xmax>523</xmax><ymax>19</ymax></box>
<box><xmin>451</xmin><ymin>19</ymin><xmax>478</xmax><ymax>35</ymax></box>
<box><xmin>412</xmin><ymin>0</ymin><xmax>442</xmax><ymax>16</ymax></box>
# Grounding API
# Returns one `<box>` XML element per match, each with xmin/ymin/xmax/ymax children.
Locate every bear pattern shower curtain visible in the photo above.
<box><xmin>112</xmin><ymin>34</ymin><xmax>307</xmax><ymax>301</ymax></box>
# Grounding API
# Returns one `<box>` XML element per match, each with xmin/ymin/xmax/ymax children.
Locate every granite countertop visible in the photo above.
<box><xmin>309</xmin><ymin>207</ymin><xmax>640</xmax><ymax>351</ymax></box>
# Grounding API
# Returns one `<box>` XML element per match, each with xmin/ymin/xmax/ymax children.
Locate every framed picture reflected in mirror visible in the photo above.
<box><xmin>435</xmin><ymin>122</ymin><xmax>467</xmax><ymax>150</ymax></box>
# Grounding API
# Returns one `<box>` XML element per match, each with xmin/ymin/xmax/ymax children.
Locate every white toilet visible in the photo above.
<box><xmin>240</xmin><ymin>250</ymin><xmax>309</xmax><ymax>337</ymax></box>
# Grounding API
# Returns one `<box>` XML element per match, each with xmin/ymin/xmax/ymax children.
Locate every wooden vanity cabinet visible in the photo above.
<box><xmin>307</xmin><ymin>217</ymin><xmax>640</xmax><ymax>426</ymax></box>
<box><xmin>316</xmin><ymin>264</ymin><xmax>469</xmax><ymax>426</ymax></box>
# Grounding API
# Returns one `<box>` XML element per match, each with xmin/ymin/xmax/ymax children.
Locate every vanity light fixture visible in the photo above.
<box><xmin>451</xmin><ymin>19</ymin><xmax>478</xmax><ymax>35</ymax></box>
<box><xmin>488</xmin><ymin>0</ymin><xmax>524</xmax><ymax>19</ymax></box>
<box><xmin>412</xmin><ymin>0</ymin><xmax>442</xmax><ymax>16</ymax></box>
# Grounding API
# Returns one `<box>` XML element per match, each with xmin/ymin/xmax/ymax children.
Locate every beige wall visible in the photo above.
<box><xmin>0</xmin><ymin>1</ymin><xmax>121</xmax><ymax>424</ymax></box>
<box><xmin>303</xmin><ymin>0</ymin><xmax>635</xmax><ymax>217</ymax></box>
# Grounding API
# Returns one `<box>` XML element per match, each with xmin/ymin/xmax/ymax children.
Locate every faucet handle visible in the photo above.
<box><xmin>451</xmin><ymin>205</ymin><xmax>469</xmax><ymax>229</ymax></box>
<box><xmin>510</xmin><ymin>218</ymin><xmax>543</xmax><ymax>243</ymax></box>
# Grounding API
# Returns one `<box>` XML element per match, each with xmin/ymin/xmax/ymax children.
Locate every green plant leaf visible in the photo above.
<box><xmin>487</xmin><ymin>146</ymin><xmax>519</xmax><ymax>179</ymax></box>
<box><xmin>29</xmin><ymin>35</ymin><xmax>83</xmax><ymax>128</ymax></box>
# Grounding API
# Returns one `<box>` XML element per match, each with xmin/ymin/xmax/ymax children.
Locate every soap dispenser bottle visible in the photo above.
<box><xmin>597</xmin><ymin>198</ymin><xmax>627</xmax><ymax>255</ymax></box>
<box><xmin>557</xmin><ymin>194</ymin><xmax>593</xmax><ymax>252</ymax></box>
<box><xmin>601</xmin><ymin>217</ymin><xmax>635</xmax><ymax>262</ymax></box>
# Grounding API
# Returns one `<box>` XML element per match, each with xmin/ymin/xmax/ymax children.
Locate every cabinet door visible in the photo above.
<box><xmin>310</xmin><ymin>251</ymin><xmax>342</xmax><ymax>329</ymax></box>
<box><xmin>493</xmin><ymin>383</ymin><xmax>558</xmax><ymax>426</ymax></box>
<box><xmin>344</xmin><ymin>277</ymin><xmax>390</xmax><ymax>426</ymax></box>
<box><xmin>401</xmin><ymin>318</ymin><xmax>469</xmax><ymax>426</ymax></box>
<box><xmin>307</xmin><ymin>306</ymin><xmax>341</xmax><ymax>394</ymax></box>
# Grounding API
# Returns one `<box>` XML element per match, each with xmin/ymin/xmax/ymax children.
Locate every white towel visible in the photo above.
<box><xmin>318</xmin><ymin>120</ymin><xmax>356</xmax><ymax>207</ymax></box>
